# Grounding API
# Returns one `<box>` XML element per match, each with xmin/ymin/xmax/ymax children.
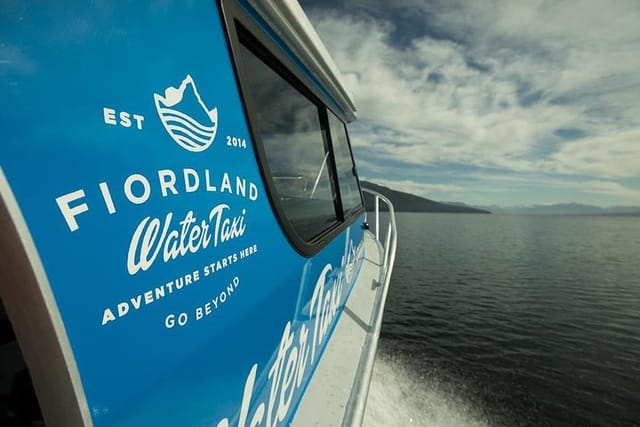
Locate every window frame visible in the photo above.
<box><xmin>327</xmin><ymin>109</ymin><xmax>365</xmax><ymax>219</ymax></box>
<box><xmin>219</xmin><ymin>0</ymin><xmax>365</xmax><ymax>257</ymax></box>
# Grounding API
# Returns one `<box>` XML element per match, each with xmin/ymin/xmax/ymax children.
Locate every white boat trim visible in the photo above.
<box><xmin>247</xmin><ymin>0</ymin><xmax>358</xmax><ymax>121</ymax></box>
<box><xmin>0</xmin><ymin>167</ymin><xmax>93</xmax><ymax>426</ymax></box>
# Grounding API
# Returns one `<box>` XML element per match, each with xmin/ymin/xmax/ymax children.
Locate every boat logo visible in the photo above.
<box><xmin>153</xmin><ymin>75</ymin><xmax>218</xmax><ymax>152</ymax></box>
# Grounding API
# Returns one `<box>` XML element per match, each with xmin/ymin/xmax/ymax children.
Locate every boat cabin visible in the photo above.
<box><xmin>0</xmin><ymin>1</ymin><xmax>396</xmax><ymax>425</ymax></box>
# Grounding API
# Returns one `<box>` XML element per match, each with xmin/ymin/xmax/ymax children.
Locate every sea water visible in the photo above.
<box><xmin>364</xmin><ymin>352</ymin><xmax>488</xmax><ymax>426</ymax></box>
<box><xmin>363</xmin><ymin>213</ymin><xmax>640</xmax><ymax>426</ymax></box>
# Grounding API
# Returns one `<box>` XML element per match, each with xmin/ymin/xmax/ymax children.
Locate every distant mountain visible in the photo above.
<box><xmin>360</xmin><ymin>181</ymin><xmax>490</xmax><ymax>213</ymax></box>
<box><xmin>475</xmin><ymin>203</ymin><xmax>640</xmax><ymax>215</ymax></box>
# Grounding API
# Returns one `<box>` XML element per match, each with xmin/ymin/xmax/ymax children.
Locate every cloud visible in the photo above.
<box><xmin>363</xmin><ymin>177</ymin><xmax>464</xmax><ymax>198</ymax></box>
<box><xmin>458</xmin><ymin>172</ymin><xmax>640</xmax><ymax>205</ymax></box>
<box><xmin>304</xmin><ymin>0</ymin><xmax>640</xmax><ymax>205</ymax></box>
<box><xmin>579</xmin><ymin>181</ymin><xmax>640</xmax><ymax>202</ymax></box>
<box><xmin>309</xmin><ymin>11</ymin><xmax>556</xmax><ymax>169</ymax></box>
<box><xmin>546</xmin><ymin>129</ymin><xmax>640</xmax><ymax>178</ymax></box>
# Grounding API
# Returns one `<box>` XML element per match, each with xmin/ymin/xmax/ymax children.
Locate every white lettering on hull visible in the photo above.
<box><xmin>55</xmin><ymin>169</ymin><xmax>258</xmax><ymax>232</ymax></box>
<box><xmin>216</xmin><ymin>322</ymin><xmax>310</xmax><ymax>427</ymax></box>
<box><xmin>216</xmin><ymin>234</ymin><xmax>364</xmax><ymax>426</ymax></box>
<box><xmin>127</xmin><ymin>204</ymin><xmax>247</xmax><ymax>275</ymax></box>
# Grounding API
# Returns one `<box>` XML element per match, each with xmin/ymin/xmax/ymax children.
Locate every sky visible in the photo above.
<box><xmin>299</xmin><ymin>0</ymin><xmax>640</xmax><ymax>207</ymax></box>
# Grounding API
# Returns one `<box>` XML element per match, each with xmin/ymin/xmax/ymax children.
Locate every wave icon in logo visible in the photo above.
<box><xmin>154</xmin><ymin>75</ymin><xmax>218</xmax><ymax>152</ymax></box>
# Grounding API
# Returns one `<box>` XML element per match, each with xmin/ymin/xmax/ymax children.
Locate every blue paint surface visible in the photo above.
<box><xmin>0</xmin><ymin>1</ymin><xmax>364</xmax><ymax>425</ymax></box>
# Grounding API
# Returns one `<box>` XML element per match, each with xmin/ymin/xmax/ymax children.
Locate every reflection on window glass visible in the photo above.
<box><xmin>329</xmin><ymin>111</ymin><xmax>362</xmax><ymax>216</ymax></box>
<box><xmin>239</xmin><ymin>42</ymin><xmax>337</xmax><ymax>241</ymax></box>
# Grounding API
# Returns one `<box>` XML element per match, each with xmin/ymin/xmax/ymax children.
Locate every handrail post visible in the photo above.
<box><xmin>374</xmin><ymin>196</ymin><xmax>380</xmax><ymax>240</ymax></box>
<box><xmin>363</xmin><ymin>188</ymin><xmax>397</xmax><ymax>276</ymax></box>
<box><xmin>383</xmin><ymin>226</ymin><xmax>392</xmax><ymax>272</ymax></box>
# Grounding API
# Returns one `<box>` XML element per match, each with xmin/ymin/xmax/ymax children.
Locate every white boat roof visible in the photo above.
<box><xmin>248</xmin><ymin>0</ymin><xmax>358</xmax><ymax>121</ymax></box>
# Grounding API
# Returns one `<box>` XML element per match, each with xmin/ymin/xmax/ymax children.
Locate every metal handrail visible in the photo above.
<box><xmin>342</xmin><ymin>188</ymin><xmax>397</xmax><ymax>426</ymax></box>
<box><xmin>362</xmin><ymin>188</ymin><xmax>397</xmax><ymax>279</ymax></box>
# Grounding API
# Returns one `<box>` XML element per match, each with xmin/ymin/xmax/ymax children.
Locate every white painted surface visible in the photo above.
<box><xmin>292</xmin><ymin>231</ymin><xmax>384</xmax><ymax>426</ymax></box>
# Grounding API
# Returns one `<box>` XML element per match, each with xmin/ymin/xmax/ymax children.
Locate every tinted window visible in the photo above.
<box><xmin>328</xmin><ymin>112</ymin><xmax>362</xmax><ymax>216</ymax></box>
<box><xmin>239</xmin><ymin>43</ymin><xmax>338</xmax><ymax>241</ymax></box>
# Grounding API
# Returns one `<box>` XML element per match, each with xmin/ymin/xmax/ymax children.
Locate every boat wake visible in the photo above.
<box><xmin>363</xmin><ymin>352</ymin><xmax>490</xmax><ymax>427</ymax></box>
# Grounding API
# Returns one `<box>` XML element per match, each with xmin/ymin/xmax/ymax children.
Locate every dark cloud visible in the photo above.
<box><xmin>554</xmin><ymin>128</ymin><xmax>587</xmax><ymax>140</ymax></box>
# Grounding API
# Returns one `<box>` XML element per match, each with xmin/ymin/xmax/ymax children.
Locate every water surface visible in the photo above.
<box><xmin>364</xmin><ymin>213</ymin><xmax>640</xmax><ymax>426</ymax></box>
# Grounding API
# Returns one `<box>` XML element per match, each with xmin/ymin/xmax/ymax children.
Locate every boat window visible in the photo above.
<box><xmin>328</xmin><ymin>111</ymin><xmax>363</xmax><ymax>218</ymax></box>
<box><xmin>237</xmin><ymin>41</ymin><xmax>339</xmax><ymax>241</ymax></box>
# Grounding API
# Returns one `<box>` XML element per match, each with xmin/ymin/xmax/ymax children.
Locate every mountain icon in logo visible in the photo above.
<box><xmin>154</xmin><ymin>75</ymin><xmax>218</xmax><ymax>152</ymax></box>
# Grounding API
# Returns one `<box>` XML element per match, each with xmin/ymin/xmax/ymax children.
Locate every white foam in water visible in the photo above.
<box><xmin>363</xmin><ymin>354</ymin><xmax>489</xmax><ymax>427</ymax></box>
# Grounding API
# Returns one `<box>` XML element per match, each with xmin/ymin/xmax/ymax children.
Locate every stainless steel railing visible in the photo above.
<box><xmin>362</xmin><ymin>188</ymin><xmax>397</xmax><ymax>279</ymax></box>
<box><xmin>342</xmin><ymin>188</ymin><xmax>397</xmax><ymax>427</ymax></box>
